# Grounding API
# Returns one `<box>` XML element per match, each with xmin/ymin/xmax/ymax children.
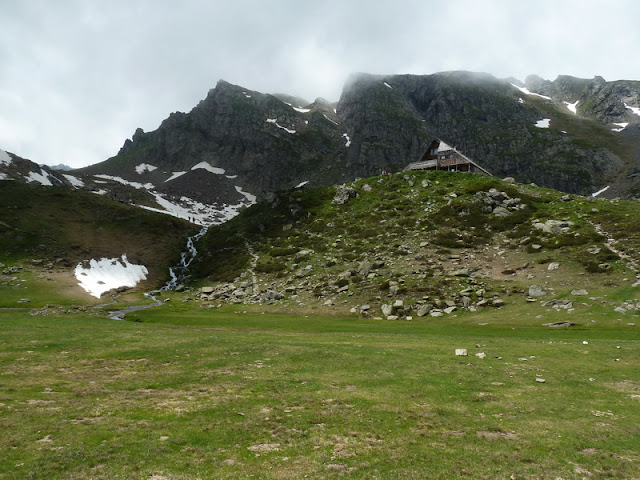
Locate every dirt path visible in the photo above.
<box><xmin>245</xmin><ymin>240</ymin><xmax>260</xmax><ymax>295</ymax></box>
<box><xmin>592</xmin><ymin>222</ymin><xmax>640</xmax><ymax>286</ymax></box>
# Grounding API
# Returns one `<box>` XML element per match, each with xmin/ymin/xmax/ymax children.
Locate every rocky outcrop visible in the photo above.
<box><xmin>76</xmin><ymin>71</ymin><xmax>640</xmax><ymax>201</ymax></box>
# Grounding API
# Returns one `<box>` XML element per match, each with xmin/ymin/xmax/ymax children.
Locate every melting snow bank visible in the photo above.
<box><xmin>94</xmin><ymin>174</ymin><xmax>153</xmax><ymax>190</ymax></box>
<box><xmin>510</xmin><ymin>83</ymin><xmax>552</xmax><ymax>100</ymax></box>
<box><xmin>63</xmin><ymin>174</ymin><xmax>84</xmax><ymax>188</ymax></box>
<box><xmin>135</xmin><ymin>163</ymin><xmax>157</xmax><ymax>174</ymax></box>
<box><xmin>75</xmin><ymin>254</ymin><xmax>148</xmax><ymax>298</ymax></box>
<box><xmin>25</xmin><ymin>169</ymin><xmax>54</xmax><ymax>186</ymax></box>
<box><xmin>266</xmin><ymin>118</ymin><xmax>296</xmax><ymax>134</ymax></box>
<box><xmin>612</xmin><ymin>122</ymin><xmax>629</xmax><ymax>132</ymax></box>
<box><xmin>564</xmin><ymin>100</ymin><xmax>579</xmax><ymax>114</ymax></box>
<box><xmin>140</xmin><ymin>191</ymin><xmax>255</xmax><ymax>226</ymax></box>
<box><xmin>592</xmin><ymin>185</ymin><xmax>610</xmax><ymax>197</ymax></box>
<box><xmin>625</xmin><ymin>102</ymin><xmax>640</xmax><ymax>117</ymax></box>
<box><xmin>162</xmin><ymin>226</ymin><xmax>208</xmax><ymax>291</ymax></box>
<box><xmin>192</xmin><ymin>162</ymin><xmax>225</xmax><ymax>174</ymax></box>
<box><xmin>0</xmin><ymin>150</ymin><xmax>12</xmax><ymax>165</ymax></box>
<box><xmin>534</xmin><ymin>118</ymin><xmax>551</xmax><ymax>128</ymax></box>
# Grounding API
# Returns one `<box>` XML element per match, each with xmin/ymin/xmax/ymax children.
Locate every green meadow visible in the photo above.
<box><xmin>1</xmin><ymin>301</ymin><xmax>638</xmax><ymax>479</ymax></box>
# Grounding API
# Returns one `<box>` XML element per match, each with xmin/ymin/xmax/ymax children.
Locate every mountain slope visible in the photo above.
<box><xmin>0</xmin><ymin>181</ymin><xmax>197</xmax><ymax>304</ymax></box>
<box><xmin>187</xmin><ymin>170</ymin><xmax>640</xmax><ymax>317</ymax></box>
<box><xmin>78</xmin><ymin>72</ymin><xmax>640</xmax><ymax>204</ymax></box>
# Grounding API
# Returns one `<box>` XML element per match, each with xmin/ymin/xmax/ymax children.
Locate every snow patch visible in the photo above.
<box><xmin>612</xmin><ymin>122</ymin><xmax>629</xmax><ymax>132</ymax></box>
<box><xmin>165</xmin><ymin>171</ymin><xmax>186</xmax><ymax>182</ymax></box>
<box><xmin>140</xmin><ymin>191</ymin><xmax>256</xmax><ymax>226</ymax></box>
<box><xmin>518</xmin><ymin>98</ymin><xmax>524</xmax><ymax>104</ymax></box>
<box><xmin>225</xmin><ymin>175</ymin><xmax>238</xmax><ymax>179</ymax></box>
<box><xmin>266</xmin><ymin>118</ymin><xmax>296</xmax><ymax>134</ymax></box>
<box><xmin>135</xmin><ymin>163</ymin><xmax>158</xmax><ymax>174</ymax></box>
<box><xmin>534</xmin><ymin>118</ymin><xmax>551</xmax><ymax>128</ymax></box>
<box><xmin>0</xmin><ymin>172</ymin><xmax>8</xmax><ymax>180</ymax></box>
<box><xmin>63</xmin><ymin>174</ymin><xmax>84</xmax><ymax>188</ymax></box>
<box><xmin>592</xmin><ymin>185</ymin><xmax>610</xmax><ymax>197</ymax></box>
<box><xmin>323</xmin><ymin>114</ymin><xmax>338</xmax><ymax>125</ymax></box>
<box><xmin>0</xmin><ymin>150</ymin><xmax>12</xmax><ymax>165</ymax></box>
<box><xmin>510</xmin><ymin>83</ymin><xmax>552</xmax><ymax>100</ymax></box>
<box><xmin>624</xmin><ymin>102</ymin><xmax>640</xmax><ymax>117</ymax></box>
<box><xmin>75</xmin><ymin>254</ymin><xmax>148</xmax><ymax>298</ymax></box>
<box><xmin>383</xmin><ymin>82</ymin><xmax>393</xmax><ymax>89</ymax></box>
<box><xmin>295</xmin><ymin>181</ymin><xmax>309</xmax><ymax>188</ymax></box>
<box><xmin>92</xmin><ymin>189</ymin><xmax>108</xmax><ymax>195</ymax></box>
<box><xmin>94</xmin><ymin>174</ymin><xmax>153</xmax><ymax>190</ymax></box>
<box><xmin>342</xmin><ymin>133</ymin><xmax>351</xmax><ymax>147</ymax></box>
<box><xmin>243</xmin><ymin>91</ymin><xmax>252</xmax><ymax>98</ymax></box>
<box><xmin>564</xmin><ymin>100</ymin><xmax>579</xmax><ymax>114</ymax></box>
<box><xmin>235</xmin><ymin>185</ymin><xmax>257</xmax><ymax>203</ymax></box>
<box><xmin>25</xmin><ymin>169</ymin><xmax>53</xmax><ymax>186</ymax></box>
<box><xmin>283</xmin><ymin>101</ymin><xmax>310</xmax><ymax>113</ymax></box>
<box><xmin>191</xmin><ymin>162</ymin><xmax>225</xmax><ymax>175</ymax></box>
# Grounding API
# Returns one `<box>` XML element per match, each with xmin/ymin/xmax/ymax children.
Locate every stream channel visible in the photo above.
<box><xmin>107</xmin><ymin>226</ymin><xmax>208</xmax><ymax>320</ymax></box>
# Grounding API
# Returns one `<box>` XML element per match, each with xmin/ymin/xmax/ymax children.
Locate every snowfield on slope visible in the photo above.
<box><xmin>25</xmin><ymin>169</ymin><xmax>54</xmax><ymax>186</ymax></box>
<box><xmin>135</xmin><ymin>163</ymin><xmax>158</xmax><ymax>174</ymax></box>
<box><xmin>75</xmin><ymin>254</ymin><xmax>148</xmax><ymax>298</ymax></box>
<box><xmin>0</xmin><ymin>150</ymin><xmax>12</xmax><ymax>165</ymax></box>
<box><xmin>510</xmin><ymin>83</ymin><xmax>552</xmax><ymax>100</ymax></box>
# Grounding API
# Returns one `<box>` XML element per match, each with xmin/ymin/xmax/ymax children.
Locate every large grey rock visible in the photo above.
<box><xmin>415</xmin><ymin>304</ymin><xmax>432</xmax><ymax>317</ymax></box>
<box><xmin>571</xmin><ymin>289</ymin><xmax>589</xmax><ymax>296</ymax></box>
<box><xmin>528</xmin><ymin>285</ymin><xmax>546</xmax><ymax>297</ymax></box>
<box><xmin>333</xmin><ymin>184</ymin><xmax>358</xmax><ymax>205</ymax></box>
<box><xmin>381</xmin><ymin>304</ymin><xmax>393</xmax><ymax>317</ymax></box>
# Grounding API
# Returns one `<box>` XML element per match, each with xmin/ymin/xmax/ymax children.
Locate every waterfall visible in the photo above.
<box><xmin>161</xmin><ymin>226</ymin><xmax>208</xmax><ymax>291</ymax></box>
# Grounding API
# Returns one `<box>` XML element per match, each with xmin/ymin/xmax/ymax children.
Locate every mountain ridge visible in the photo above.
<box><xmin>76</xmin><ymin>71</ymin><xmax>640</xmax><ymax>204</ymax></box>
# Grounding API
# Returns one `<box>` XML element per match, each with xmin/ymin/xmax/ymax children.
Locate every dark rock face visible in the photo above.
<box><xmin>0</xmin><ymin>149</ymin><xmax>67</xmax><ymax>186</ymax></box>
<box><xmin>78</xmin><ymin>72</ymin><xmax>640</xmax><ymax>199</ymax></box>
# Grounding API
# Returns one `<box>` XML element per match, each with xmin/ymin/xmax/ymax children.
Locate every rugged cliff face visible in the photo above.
<box><xmin>77</xmin><ymin>71</ymin><xmax>640</xmax><ymax>201</ymax></box>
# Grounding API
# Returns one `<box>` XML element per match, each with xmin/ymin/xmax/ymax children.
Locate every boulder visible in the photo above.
<box><xmin>381</xmin><ymin>304</ymin><xmax>393</xmax><ymax>317</ymax></box>
<box><xmin>547</xmin><ymin>262</ymin><xmax>560</xmax><ymax>271</ymax></box>
<box><xmin>358</xmin><ymin>259</ymin><xmax>374</xmax><ymax>276</ymax></box>
<box><xmin>201</xmin><ymin>286</ymin><xmax>215</xmax><ymax>294</ymax></box>
<box><xmin>528</xmin><ymin>285</ymin><xmax>546</xmax><ymax>297</ymax></box>
<box><xmin>492</xmin><ymin>206</ymin><xmax>511</xmax><ymax>217</ymax></box>
<box><xmin>332</xmin><ymin>184</ymin><xmax>358</xmax><ymax>205</ymax></box>
<box><xmin>416</xmin><ymin>304</ymin><xmax>432</xmax><ymax>317</ymax></box>
<box><xmin>455</xmin><ymin>349</ymin><xmax>468</xmax><ymax>356</ymax></box>
<box><xmin>571</xmin><ymin>289</ymin><xmax>589</xmax><ymax>296</ymax></box>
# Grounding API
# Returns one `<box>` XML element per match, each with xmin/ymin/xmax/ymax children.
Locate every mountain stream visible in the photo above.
<box><xmin>107</xmin><ymin>226</ymin><xmax>208</xmax><ymax>319</ymax></box>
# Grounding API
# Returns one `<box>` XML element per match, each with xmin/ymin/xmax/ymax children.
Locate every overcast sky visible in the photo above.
<box><xmin>2</xmin><ymin>0</ymin><xmax>639</xmax><ymax>168</ymax></box>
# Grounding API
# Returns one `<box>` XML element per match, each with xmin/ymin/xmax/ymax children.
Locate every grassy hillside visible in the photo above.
<box><xmin>1</xmin><ymin>304</ymin><xmax>638</xmax><ymax>479</ymax></box>
<box><xmin>0</xmin><ymin>182</ymin><xmax>198</xmax><ymax>305</ymax></box>
<box><xmin>190</xmin><ymin>170</ymin><xmax>640</xmax><ymax>319</ymax></box>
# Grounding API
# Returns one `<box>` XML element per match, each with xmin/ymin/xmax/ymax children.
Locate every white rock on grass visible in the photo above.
<box><xmin>455</xmin><ymin>349</ymin><xmax>468</xmax><ymax>356</ymax></box>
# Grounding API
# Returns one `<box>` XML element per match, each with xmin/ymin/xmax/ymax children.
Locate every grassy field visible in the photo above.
<box><xmin>1</xmin><ymin>301</ymin><xmax>639</xmax><ymax>479</ymax></box>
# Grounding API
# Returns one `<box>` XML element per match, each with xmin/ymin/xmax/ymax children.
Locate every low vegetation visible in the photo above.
<box><xmin>2</xmin><ymin>171</ymin><xmax>640</xmax><ymax>478</ymax></box>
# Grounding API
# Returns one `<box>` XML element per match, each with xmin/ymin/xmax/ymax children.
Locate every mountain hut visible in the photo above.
<box><xmin>404</xmin><ymin>139</ymin><xmax>492</xmax><ymax>176</ymax></box>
